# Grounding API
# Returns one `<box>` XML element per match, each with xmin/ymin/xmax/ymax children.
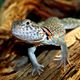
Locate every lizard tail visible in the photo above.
<box><xmin>62</xmin><ymin>18</ymin><xmax>80</xmax><ymax>29</ymax></box>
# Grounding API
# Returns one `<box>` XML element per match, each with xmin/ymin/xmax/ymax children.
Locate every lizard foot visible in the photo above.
<box><xmin>54</xmin><ymin>56</ymin><xmax>67</xmax><ymax>70</ymax></box>
<box><xmin>32</xmin><ymin>64</ymin><xmax>44</xmax><ymax>76</ymax></box>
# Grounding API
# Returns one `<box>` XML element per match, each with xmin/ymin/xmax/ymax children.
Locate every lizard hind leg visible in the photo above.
<box><xmin>54</xmin><ymin>41</ymin><xmax>68</xmax><ymax>71</ymax></box>
<box><xmin>61</xmin><ymin>42</ymin><xmax>68</xmax><ymax>70</ymax></box>
<box><xmin>58</xmin><ymin>41</ymin><xmax>68</xmax><ymax>71</ymax></box>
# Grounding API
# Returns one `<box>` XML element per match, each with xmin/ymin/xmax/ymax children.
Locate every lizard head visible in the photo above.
<box><xmin>11</xmin><ymin>19</ymin><xmax>46</xmax><ymax>43</ymax></box>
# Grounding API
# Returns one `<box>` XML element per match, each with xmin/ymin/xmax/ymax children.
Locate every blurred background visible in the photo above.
<box><xmin>0</xmin><ymin>0</ymin><xmax>4</xmax><ymax>7</ymax></box>
<box><xmin>0</xmin><ymin>0</ymin><xmax>80</xmax><ymax>80</ymax></box>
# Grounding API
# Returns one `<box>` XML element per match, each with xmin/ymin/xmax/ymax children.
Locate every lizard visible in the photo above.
<box><xmin>11</xmin><ymin>17</ymin><xmax>80</xmax><ymax>75</ymax></box>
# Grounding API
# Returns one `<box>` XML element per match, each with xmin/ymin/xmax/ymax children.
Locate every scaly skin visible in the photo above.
<box><xmin>11</xmin><ymin>17</ymin><xmax>80</xmax><ymax>75</ymax></box>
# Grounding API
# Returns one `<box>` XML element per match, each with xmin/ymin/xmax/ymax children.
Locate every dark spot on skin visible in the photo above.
<box><xmin>29</xmin><ymin>26</ymin><xmax>33</xmax><ymax>30</ymax></box>
<box><xmin>22</xmin><ymin>28</ymin><xmax>25</xmax><ymax>31</ymax></box>
<box><xmin>26</xmin><ymin>28</ymin><xmax>28</xmax><ymax>30</ymax></box>
<box><xmin>21</xmin><ymin>24</ymin><xmax>25</xmax><ymax>26</ymax></box>
<box><xmin>26</xmin><ymin>32</ymin><xmax>28</xmax><ymax>34</ymax></box>
<box><xmin>22</xmin><ymin>32</ymin><xmax>25</xmax><ymax>35</ymax></box>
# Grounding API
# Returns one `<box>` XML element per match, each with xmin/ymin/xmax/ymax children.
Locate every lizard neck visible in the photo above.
<box><xmin>41</xmin><ymin>27</ymin><xmax>53</xmax><ymax>40</ymax></box>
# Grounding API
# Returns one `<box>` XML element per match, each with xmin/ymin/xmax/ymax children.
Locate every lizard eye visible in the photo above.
<box><xmin>26</xmin><ymin>21</ymin><xmax>29</xmax><ymax>25</ymax></box>
<box><xmin>25</xmin><ymin>19</ymin><xmax>31</xmax><ymax>26</ymax></box>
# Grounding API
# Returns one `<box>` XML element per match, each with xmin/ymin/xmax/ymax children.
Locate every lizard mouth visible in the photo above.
<box><xmin>11</xmin><ymin>28</ymin><xmax>21</xmax><ymax>38</ymax></box>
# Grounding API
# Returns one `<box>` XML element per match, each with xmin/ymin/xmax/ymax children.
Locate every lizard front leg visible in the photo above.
<box><xmin>28</xmin><ymin>46</ymin><xmax>44</xmax><ymax>75</ymax></box>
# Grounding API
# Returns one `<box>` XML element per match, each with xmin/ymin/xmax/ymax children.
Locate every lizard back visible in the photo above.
<box><xmin>39</xmin><ymin>17</ymin><xmax>66</xmax><ymax>39</ymax></box>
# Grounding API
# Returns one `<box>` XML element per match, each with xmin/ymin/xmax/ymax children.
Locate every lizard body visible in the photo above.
<box><xmin>11</xmin><ymin>17</ymin><xmax>80</xmax><ymax>75</ymax></box>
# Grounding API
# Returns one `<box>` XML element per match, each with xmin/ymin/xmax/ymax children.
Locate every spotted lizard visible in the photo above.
<box><xmin>11</xmin><ymin>17</ymin><xmax>80</xmax><ymax>75</ymax></box>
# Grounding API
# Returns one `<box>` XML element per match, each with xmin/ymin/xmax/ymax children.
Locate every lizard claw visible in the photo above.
<box><xmin>32</xmin><ymin>64</ymin><xmax>44</xmax><ymax>76</ymax></box>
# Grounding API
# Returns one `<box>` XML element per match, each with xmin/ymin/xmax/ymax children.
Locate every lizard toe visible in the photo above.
<box><xmin>32</xmin><ymin>64</ymin><xmax>44</xmax><ymax>76</ymax></box>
